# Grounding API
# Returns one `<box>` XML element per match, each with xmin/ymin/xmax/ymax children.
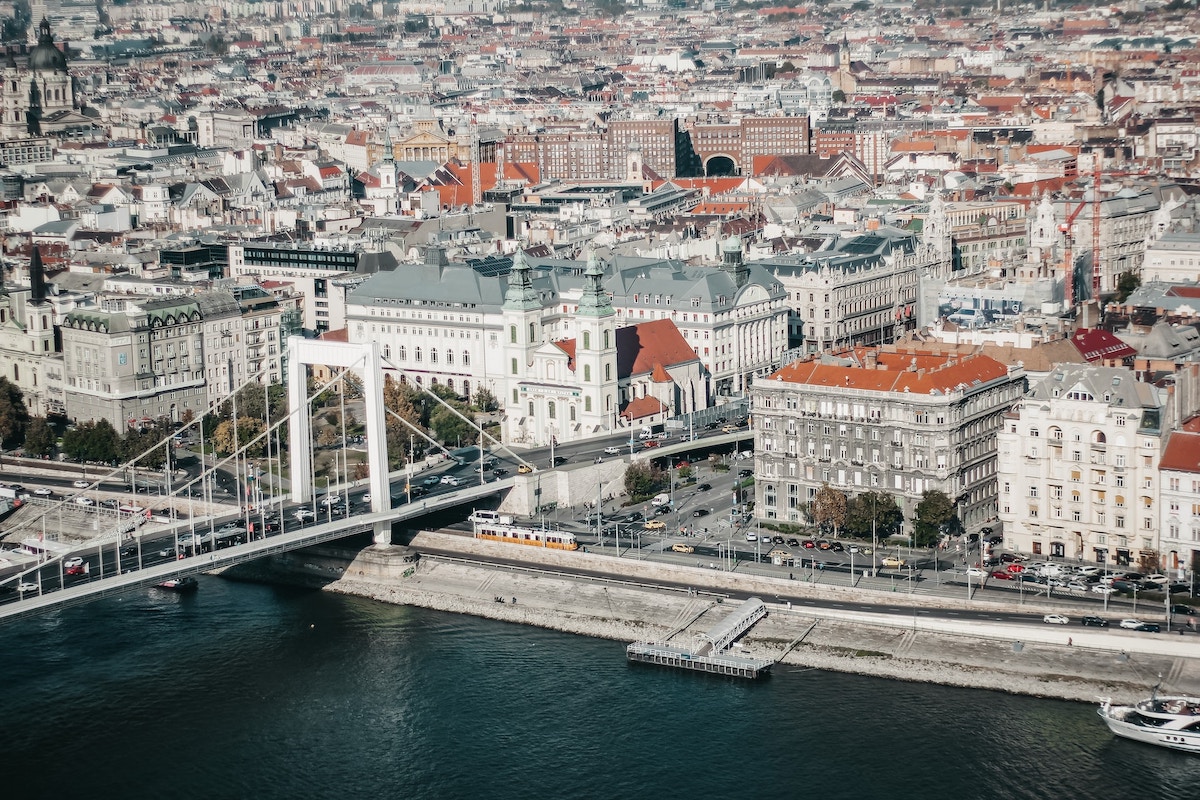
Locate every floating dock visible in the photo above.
<box><xmin>626</xmin><ymin>597</ymin><xmax>773</xmax><ymax>679</ymax></box>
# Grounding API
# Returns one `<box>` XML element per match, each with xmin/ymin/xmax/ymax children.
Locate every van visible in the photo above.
<box><xmin>638</xmin><ymin>428</ymin><xmax>654</xmax><ymax>440</ymax></box>
<box><xmin>651</xmin><ymin>493</ymin><xmax>670</xmax><ymax>507</ymax></box>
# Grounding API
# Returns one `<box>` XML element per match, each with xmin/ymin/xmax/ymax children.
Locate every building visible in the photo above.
<box><xmin>995</xmin><ymin>364</ymin><xmax>1170</xmax><ymax>569</ymax></box>
<box><xmin>1159</xmin><ymin>429</ymin><xmax>1200</xmax><ymax>581</ymax></box>
<box><xmin>0</xmin><ymin>20</ymin><xmax>90</xmax><ymax>140</ymax></box>
<box><xmin>1142</xmin><ymin>232</ymin><xmax>1200</xmax><ymax>285</ymax></box>
<box><xmin>749</xmin><ymin>347</ymin><xmax>1025</xmax><ymax>530</ymax></box>
<box><xmin>0</xmin><ymin>247</ymin><xmax>60</xmax><ymax>415</ymax></box>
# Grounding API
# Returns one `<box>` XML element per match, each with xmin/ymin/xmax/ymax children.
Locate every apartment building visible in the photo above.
<box><xmin>749</xmin><ymin>347</ymin><xmax>1024</xmax><ymax>530</ymax></box>
<box><xmin>995</xmin><ymin>364</ymin><xmax>1170</xmax><ymax>569</ymax></box>
<box><xmin>1159</xmin><ymin>429</ymin><xmax>1200</xmax><ymax>580</ymax></box>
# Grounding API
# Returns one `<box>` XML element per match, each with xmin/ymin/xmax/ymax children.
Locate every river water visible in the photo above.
<box><xmin>3</xmin><ymin>575</ymin><xmax>1197</xmax><ymax>799</ymax></box>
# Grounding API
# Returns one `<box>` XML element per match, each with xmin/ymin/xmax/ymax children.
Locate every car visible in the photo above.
<box><xmin>99</xmin><ymin>499</ymin><xmax>120</xmax><ymax>510</ymax></box>
<box><xmin>422</xmin><ymin>476</ymin><xmax>442</xmax><ymax>487</ymax></box>
<box><xmin>881</xmin><ymin>556</ymin><xmax>906</xmax><ymax>568</ymax></box>
<box><xmin>158</xmin><ymin>547</ymin><xmax>176</xmax><ymax>558</ymax></box>
<box><xmin>491</xmin><ymin>468</ymin><xmax>509</xmax><ymax>477</ymax></box>
<box><xmin>33</xmin><ymin>487</ymin><xmax>53</xmax><ymax>496</ymax></box>
<box><xmin>990</xmin><ymin>571</ymin><xmax>1013</xmax><ymax>580</ymax></box>
<box><xmin>1143</xmin><ymin>574</ymin><xmax>1170</xmax><ymax>586</ymax></box>
<box><xmin>1066</xmin><ymin>582</ymin><xmax>1090</xmax><ymax>593</ymax></box>
<box><xmin>439</xmin><ymin>475</ymin><xmax>460</xmax><ymax>486</ymax></box>
<box><xmin>72</xmin><ymin>480</ymin><xmax>89</xmax><ymax>488</ymax></box>
<box><xmin>721</xmin><ymin>425</ymin><xmax>738</xmax><ymax>433</ymax></box>
<box><xmin>625</xmin><ymin>512</ymin><xmax>645</xmax><ymax>523</ymax></box>
<box><xmin>1134</xmin><ymin>623</ymin><xmax>1162</xmax><ymax>633</ymax></box>
<box><xmin>816</xmin><ymin>540</ymin><xmax>831</xmax><ymax>550</ymax></box>
<box><xmin>1170</xmin><ymin>604</ymin><xmax>1196</xmax><ymax>616</ymax></box>
<box><xmin>697</xmin><ymin>483</ymin><xmax>711</xmax><ymax>492</ymax></box>
<box><xmin>74</xmin><ymin>497</ymin><xmax>94</xmax><ymax>506</ymax></box>
<box><xmin>830</xmin><ymin>541</ymin><xmax>844</xmax><ymax>552</ymax></box>
<box><xmin>66</xmin><ymin>564</ymin><xmax>87</xmax><ymax>576</ymax></box>
<box><xmin>966</xmin><ymin>567</ymin><xmax>988</xmax><ymax>578</ymax></box>
<box><xmin>120</xmin><ymin>544</ymin><xmax>138</xmax><ymax>557</ymax></box>
<box><xmin>737</xmin><ymin>469</ymin><xmax>753</xmax><ymax>478</ymax></box>
<box><xmin>654</xmin><ymin>504</ymin><xmax>672</xmax><ymax>516</ymax></box>
<box><xmin>704</xmin><ymin>422</ymin><xmax>720</xmax><ymax>431</ymax></box>
<box><xmin>1118</xmin><ymin>619</ymin><xmax>1144</xmax><ymax>629</ymax></box>
<box><xmin>294</xmin><ymin>508</ymin><xmax>315</xmax><ymax>522</ymax></box>
<box><xmin>1043</xmin><ymin>614</ymin><xmax>1070</xmax><ymax>625</ymax></box>
<box><xmin>218</xmin><ymin>522</ymin><xmax>243</xmax><ymax>534</ymax></box>
<box><xmin>787</xmin><ymin>538</ymin><xmax>800</xmax><ymax>548</ymax></box>
<box><xmin>1006</xmin><ymin>563</ymin><xmax>1026</xmax><ymax>573</ymax></box>
<box><xmin>550</xmin><ymin>456</ymin><xmax>568</xmax><ymax>466</ymax></box>
<box><xmin>641</xmin><ymin>440</ymin><xmax>659</xmax><ymax>449</ymax></box>
<box><xmin>802</xmin><ymin>540</ymin><xmax>816</xmax><ymax>549</ymax></box>
<box><xmin>1019</xmin><ymin>573</ymin><xmax>1043</xmax><ymax>583</ymax></box>
<box><xmin>985</xmin><ymin>535</ymin><xmax>1004</xmax><ymax>546</ymax></box>
<box><xmin>643</xmin><ymin>520</ymin><xmax>666</xmax><ymax>530</ymax></box>
<box><xmin>980</xmin><ymin>526</ymin><xmax>994</xmax><ymax>536</ymax></box>
<box><xmin>1000</xmin><ymin>553</ymin><xmax>1025</xmax><ymax>563</ymax></box>
<box><xmin>17</xmin><ymin>581</ymin><xmax>38</xmax><ymax>593</ymax></box>
<box><xmin>603</xmin><ymin>446</ymin><xmax>622</xmax><ymax>455</ymax></box>
<box><xmin>745</xmin><ymin>532</ymin><xmax>758</xmax><ymax>542</ymax></box>
<box><xmin>692</xmin><ymin>509</ymin><xmax>710</xmax><ymax>518</ymax></box>
<box><xmin>676</xmin><ymin>460</ymin><xmax>690</xmax><ymax>470</ymax></box>
<box><xmin>64</xmin><ymin>556</ymin><xmax>84</xmax><ymax>569</ymax></box>
<box><xmin>671</xmin><ymin>543</ymin><xmax>695</xmax><ymax>554</ymax></box>
<box><xmin>517</xmin><ymin>464</ymin><xmax>534</xmax><ymax>474</ymax></box>
<box><xmin>1081</xmin><ymin>616</ymin><xmax>1109</xmax><ymax>627</ymax></box>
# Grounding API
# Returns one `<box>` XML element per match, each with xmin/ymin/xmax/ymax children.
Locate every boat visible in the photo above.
<box><xmin>1098</xmin><ymin>684</ymin><xmax>1200</xmax><ymax>753</ymax></box>
<box><xmin>155</xmin><ymin>576</ymin><xmax>198</xmax><ymax>592</ymax></box>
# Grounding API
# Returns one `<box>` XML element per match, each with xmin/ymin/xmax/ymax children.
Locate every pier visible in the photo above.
<box><xmin>626</xmin><ymin>597</ymin><xmax>773</xmax><ymax>679</ymax></box>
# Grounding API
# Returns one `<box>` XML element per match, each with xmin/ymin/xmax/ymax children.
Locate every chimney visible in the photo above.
<box><xmin>864</xmin><ymin>350</ymin><xmax>878</xmax><ymax>369</ymax></box>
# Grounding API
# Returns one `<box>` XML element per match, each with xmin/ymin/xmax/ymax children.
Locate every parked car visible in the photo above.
<box><xmin>1043</xmin><ymin>614</ymin><xmax>1070</xmax><ymax>625</ymax></box>
<box><xmin>745</xmin><ymin>532</ymin><xmax>758</xmax><ymax>542</ymax></box>
<box><xmin>422</xmin><ymin>476</ymin><xmax>442</xmax><ymax>487</ymax></box>
<box><xmin>1091</xmin><ymin>584</ymin><xmax>1117</xmax><ymax>595</ymax></box>
<box><xmin>830</xmin><ymin>541</ymin><xmax>844</xmax><ymax>552</ymax></box>
<box><xmin>786</xmin><ymin>538</ymin><xmax>800</xmax><ymax>547</ymax></box>
<box><xmin>817</xmin><ymin>540</ymin><xmax>831</xmax><ymax>550</ymax></box>
<box><xmin>737</xmin><ymin>469</ymin><xmax>753</xmax><ymax>478</ymax></box>
<box><xmin>1080</xmin><ymin>616</ymin><xmax>1109</xmax><ymax>627</ymax></box>
<box><xmin>802</xmin><ymin>540</ymin><xmax>816</xmax><ymax>549</ymax></box>
<box><xmin>966</xmin><ymin>567</ymin><xmax>988</xmax><ymax>578</ymax></box>
<box><xmin>990</xmin><ymin>571</ymin><xmax>1012</xmax><ymax>580</ymax></box>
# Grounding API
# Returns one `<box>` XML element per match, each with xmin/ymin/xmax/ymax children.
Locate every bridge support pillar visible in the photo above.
<box><xmin>373</xmin><ymin>519</ymin><xmax>390</xmax><ymax>548</ymax></box>
<box><xmin>287</xmin><ymin>337</ymin><xmax>392</xmax><ymax>539</ymax></box>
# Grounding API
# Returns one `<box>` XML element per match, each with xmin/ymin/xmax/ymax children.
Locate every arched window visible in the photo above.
<box><xmin>463</xmin><ymin>350</ymin><xmax>470</xmax><ymax>366</ymax></box>
<box><xmin>585</xmin><ymin>396</ymin><xmax>592</xmax><ymax>412</ymax></box>
<box><xmin>584</xmin><ymin>365</ymin><xmax>591</xmax><ymax>382</ymax></box>
<box><xmin>414</xmin><ymin>347</ymin><xmax>423</xmax><ymax>362</ymax></box>
<box><xmin>570</xmin><ymin>405</ymin><xmax>576</xmax><ymax>422</ymax></box>
<box><xmin>446</xmin><ymin>378</ymin><xmax>454</xmax><ymax>393</ymax></box>
<box><xmin>446</xmin><ymin>350</ymin><xmax>454</xmax><ymax>366</ymax></box>
<box><xmin>528</xmin><ymin>401</ymin><xmax>534</xmax><ymax>416</ymax></box>
<box><xmin>463</xmin><ymin>380</ymin><xmax>470</xmax><ymax>397</ymax></box>
<box><xmin>1093</xmin><ymin>431</ymin><xmax>1106</xmax><ymax>444</ymax></box>
<box><xmin>583</xmin><ymin>331</ymin><xmax>591</xmax><ymax>350</ymax></box>
<box><xmin>430</xmin><ymin>377</ymin><xmax>438</xmax><ymax>386</ymax></box>
<box><xmin>398</xmin><ymin>346</ymin><xmax>406</xmax><ymax>361</ymax></box>
<box><xmin>529</xmin><ymin>322</ymin><xmax>536</xmax><ymax>343</ymax></box>
<box><xmin>606</xmin><ymin>394</ymin><xmax>612</xmax><ymax>411</ymax></box>
<box><xmin>399</xmin><ymin>374</ymin><xmax>408</xmax><ymax>385</ymax></box>
<box><xmin>383</xmin><ymin>345</ymin><xmax>391</xmax><ymax>359</ymax></box>
<box><xmin>603</xmin><ymin>330</ymin><xmax>610</xmax><ymax>349</ymax></box>
<box><xmin>548</xmin><ymin>401</ymin><xmax>556</xmax><ymax>419</ymax></box>
<box><xmin>430</xmin><ymin>348</ymin><xmax>438</xmax><ymax>364</ymax></box>
<box><xmin>605</xmin><ymin>363</ymin><xmax>611</xmax><ymax>381</ymax></box>
<box><xmin>509</xmin><ymin>325</ymin><xmax>517</xmax><ymax>344</ymax></box>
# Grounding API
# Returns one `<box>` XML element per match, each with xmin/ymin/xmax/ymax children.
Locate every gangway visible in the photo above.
<box><xmin>695</xmin><ymin>596</ymin><xmax>767</xmax><ymax>656</ymax></box>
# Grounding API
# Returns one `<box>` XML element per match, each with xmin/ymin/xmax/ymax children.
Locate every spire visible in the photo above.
<box><xmin>578</xmin><ymin>246</ymin><xmax>613</xmax><ymax>317</ymax></box>
<box><xmin>29</xmin><ymin>245</ymin><xmax>47</xmax><ymax>304</ymax></box>
<box><xmin>382</xmin><ymin>125</ymin><xmax>394</xmax><ymax>164</ymax></box>
<box><xmin>502</xmin><ymin>248</ymin><xmax>541</xmax><ymax>311</ymax></box>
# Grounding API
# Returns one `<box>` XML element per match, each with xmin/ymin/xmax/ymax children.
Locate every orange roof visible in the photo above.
<box><xmin>1161</xmin><ymin>431</ymin><xmax>1200</xmax><ymax>473</ymax></box>
<box><xmin>617</xmin><ymin>319</ymin><xmax>699</xmax><ymax>379</ymax></box>
<box><xmin>768</xmin><ymin>348</ymin><xmax>1009</xmax><ymax>395</ymax></box>
<box><xmin>619</xmin><ymin>394</ymin><xmax>668</xmax><ymax>421</ymax></box>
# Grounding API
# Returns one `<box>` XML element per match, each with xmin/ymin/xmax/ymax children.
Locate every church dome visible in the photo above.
<box><xmin>29</xmin><ymin>19</ymin><xmax>67</xmax><ymax>73</ymax></box>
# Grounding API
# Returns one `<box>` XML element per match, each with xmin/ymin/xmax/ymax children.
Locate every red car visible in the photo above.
<box><xmin>990</xmin><ymin>570</ymin><xmax>1013</xmax><ymax>580</ymax></box>
<box><xmin>1006</xmin><ymin>563</ymin><xmax>1026</xmax><ymax>573</ymax></box>
<box><xmin>66</xmin><ymin>563</ymin><xmax>87</xmax><ymax>576</ymax></box>
<box><xmin>642</xmin><ymin>440</ymin><xmax>659</xmax><ymax>449</ymax></box>
<box><xmin>802</xmin><ymin>540</ymin><xmax>816</xmax><ymax>549</ymax></box>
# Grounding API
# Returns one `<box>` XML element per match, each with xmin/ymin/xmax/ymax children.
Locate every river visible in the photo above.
<box><xmin>2</xmin><ymin>575</ymin><xmax>1196</xmax><ymax>799</ymax></box>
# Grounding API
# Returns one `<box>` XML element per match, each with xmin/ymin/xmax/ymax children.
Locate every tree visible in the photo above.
<box><xmin>1116</xmin><ymin>270</ymin><xmax>1141</xmax><ymax>302</ymax></box>
<box><xmin>623</xmin><ymin>462</ymin><xmax>666</xmax><ymax>502</ymax></box>
<box><xmin>844</xmin><ymin>490</ymin><xmax>903</xmax><ymax>540</ymax></box>
<box><xmin>811</xmin><ymin>483</ymin><xmax>847</xmax><ymax>535</ymax></box>
<box><xmin>913</xmin><ymin>489</ymin><xmax>956</xmax><ymax>547</ymax></box>
<box><xmin>831</xmin><ymin>89</ymin><xmax>846</xmax><ymax>104</ymax></box>
<box><xmin>23</xmin><ymin>416</ymin><xmax>54</xmax><ymax>457</ymax></box>
<box><xmin>430</xmin><ymin>405</ymin><xmax>473</xmax><ymax>447</ymax></box>
<box><xmin>472</xmin><ymin>387</ymin><xmax>499</xmax><ymax>413</ymax></box>
<box><xmin>0</xmin><ymin>376</ymin><xmax>30</xmax><ymax>448</ymax></box>
<box><xmin>212</xmin><ymin>417</ymin><xmax>266</xmax><ymax>458</ymax></box>
<box><xmin>61</xmin><ymin>419</ymin><xmax>120</xmax><ymax>463</ymax></box>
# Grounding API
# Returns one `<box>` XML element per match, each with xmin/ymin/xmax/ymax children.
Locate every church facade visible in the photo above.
<box><xmin>1</xmin><ymin>19</ymin><xmax>88</xmax><ymax>140</ymax></box>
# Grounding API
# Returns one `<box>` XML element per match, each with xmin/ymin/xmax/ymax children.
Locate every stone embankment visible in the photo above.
<box><xmin>229</xmin><ymin>530</ymin><xmax>1200</xmax><ymax>704</ymax></box>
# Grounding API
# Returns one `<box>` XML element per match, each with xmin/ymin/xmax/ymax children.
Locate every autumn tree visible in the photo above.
<box><xmin>810</xmin><ymin>483</ymin><xmax>848</xmax><ymax>535</ymax></box>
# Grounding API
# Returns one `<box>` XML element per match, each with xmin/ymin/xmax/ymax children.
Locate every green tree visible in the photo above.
<box><xmin>844</xmin><ymin>490</ymin><xmax>903</xmax><ymax>540</ymax></box>
<box><xmin>212</xmin><ymin>417</ymin><xmax>266</xmax><ymax>458</ymax></box>
<box><xmin>23</xmin><ymin>416</ymin><xmax>54</xmax><ymax>457</ymax></box>
<box><xmin>1116</xmin><ymin>270</ymin><xmax>1141</xmax><ymax>302</ymax></box>
<box><xmin>913</xmin><ymin>489</ymin><xmax>956</xmax><ymax>547</ymax></box>
<box><xmin>61</xmin><ymin>419</ymin><xmax>120</xmax><ymax>463</ymax></box>
<box><xmin>472</xmin><ymin>387</ymin><xmax>499</xmax><ymax>413</ymax></box>
<box><xmin>623</xmin><ymin>462</ymin><xmax>666</xmax><ymax>502</ymax></box>
<box><xmin>831</xmin><ymin>89</ymin><xmax>846</xmax><ymax>103</ymax></box>
<box><xmin>0</xmin><ymin>376</ymin><xmax>30</xmax><ymax>447</ymax></box>
<box><xmin>811</xmin><ymin>483</ymin><xmax>847</xmax><ymax>535</ymax></box>
<box><xmin>430</xmin><ymin>404</ymin><xmax>473</xmax><ymax>447</ymax></box>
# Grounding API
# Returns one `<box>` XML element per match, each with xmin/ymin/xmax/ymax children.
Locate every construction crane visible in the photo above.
<box><xmin>1058</xmin><ymin>157</ymin><xmax>1103</xmax><ymax>309</ymax></box>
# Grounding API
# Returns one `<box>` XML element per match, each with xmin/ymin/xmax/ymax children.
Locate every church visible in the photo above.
<box><xmin>1</xmin><ymin>18</ymin><xmax>92</xmax><ymax>140</ymax></box>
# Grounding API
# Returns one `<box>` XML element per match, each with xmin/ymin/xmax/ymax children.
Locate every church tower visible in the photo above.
<box><xmin>575</xmin><ymin>247</ymin><xmax>618</xmax><ymax>433</ymax></box>
<box><xmin>721</xmin><ymin>234</ymin><xmax>749</xmax><ymax>288</ymax></box>
<box><xmin>25</xmin><ymin>245</ymin><xmax>54</xmax><ymax>356</ymax></box>
<box><xmin>922</xmin><ymin>192</ymin><xmax>953</xmax><ymax>274</ymax></box>
<box><xmin>501</xmin><ymin>249</ymin><xmax>545</xmax><ymax>444</ymax></box>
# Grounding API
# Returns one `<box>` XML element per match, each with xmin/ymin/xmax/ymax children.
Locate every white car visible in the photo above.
<box><xmin>294</xmin><ymin>508</ymin><xmax>315</xmax><ymax>522</ymax></box>
<box><xmin>603</xmin><ymin>446</ymin><xmax>622</xmax><ymax>455</ymax></box>
<box><xmin>966</xmin><ymin>567</ymin><xmax>987</xmax><ymax>578</ymax></box>
<box><xmin>64</xmin><ymin>557</ymin><xmax>84</xmax><ymax>569</ymax></box>
<box><xmin>72</xmin><ymin>480</ymin><xmax>89</xmax><ymax>488</ymax></box>
<box><xmin>1143</xmin><ymin>574</ymin><xmax>1170</xmax><ymax>586</ymax></box>
<box><xmin>1092</xmin><ymin>585</ymin><xmax>1117</xmax><ymax>595</ymax></box>
<box><xmin>319</xmin><ymin>494</ymin><xmax>341</xmax><ymax>507</ymax></box>
<box><xmin>33</xmin><ymin>487</ymin><xmax>53</xmax><ymax>496</ymax></box>
<box><xmin>17</xmin><ymin>581</ymin><xmax>38</xmax><ymax>593</ymax></box>
<box><xmin>74</xmin><ymin>497</ymin><xmax>94</xmax><ymax>506</ymax></box>
<box><xmin>1119</xmin><ymin>618</ymin><xmax>1144</xmax><ymax>629</ymax></box>
<box><xmin>440</xmin><ymin>475</ymin><xmax>459</xmax><ymax>486</ymax></box>
<box><xmin>745</xmin><ymin>532</ymin><xmax>758</xmax><ymax>542</ymax></box>
<box><xmin>362</xmin><ymin>494</ymin><xmax>372</xmax><ymax>504</ymax></box>
<box><xmin>1043</xmin><ymin>614</ymin><xmax>1070</xmax><ymax>625</ymax></box>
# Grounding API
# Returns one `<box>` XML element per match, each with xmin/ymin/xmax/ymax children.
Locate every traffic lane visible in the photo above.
<box><xmin>413</xmin><ymin>544</ymin><xmax>1072</xmax><ymax>628</ymax></box>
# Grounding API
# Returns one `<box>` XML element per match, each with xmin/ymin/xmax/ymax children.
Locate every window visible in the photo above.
<box><xmin>414</xmin><ymin>347</ymin><xmax>422</xmax><ymax>363</ymax></box>
<box><xmin>548</xmin><ymin>401</ymin><xmax>556</xmax><ymax>419</ymax></box>
<box><xmin>585</xmin><ymin>396</ymin><xmax>592</xmax><ymax>412</ymax></box>
<box><xmin>510</xmin><ymin>325</ymin><xmax>517</xmax><ymax>344</ymax></box>
<box><xmin>1029</xmin><ymin>486</ymin><xmax>1039</xmax><ymax>498</ymax></box>
<box><xmin>605</xmin><ymin>364</ymin><xmax>611</xmax><ymax>381</ymax></box>
<box><xmin>511</xmin><ymin>358</ymin><xmax>518</xmax><ymax>375</ymax></box>
<box><xmin>583</xmin><ymin>331</ymin><xmax>591</xmax><ymax>350</ymax></box>
<box><xmin>463</xmin><ymin>351</ymin><xmax>470</xmax><ymax>366</ymax></box>
<box><xmin>584</xmin><ymin>365</ymin><xmax>591</xmax><ymax>382</ymax></box>
<box><xmin>528</xmin><ymin>401</ymin><xmax>534</xmax><ymax>416</ymax></box>
<box><xmin>430</xmin><ymin>349</ymin><xmax>438</xmax><ymax>364</ymax></box>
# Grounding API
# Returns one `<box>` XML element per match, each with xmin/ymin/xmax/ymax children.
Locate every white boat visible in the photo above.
<box><xmin>1099</xmin><ymin>687</ymin><xmax>1200</xmax><ymax>753</ymax></box>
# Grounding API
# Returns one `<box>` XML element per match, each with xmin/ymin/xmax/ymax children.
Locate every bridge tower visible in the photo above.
<box><xmin>575</xmin><ymin>246</ymin><xmax>618</xmax><ymax>433</ymax></box>
<box><xmin>287</xmin><ymin>338</ymin><xmax>393</xmax><ymax>546</ymax></box>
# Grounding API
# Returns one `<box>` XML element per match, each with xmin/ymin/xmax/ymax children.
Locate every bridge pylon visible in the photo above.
<box><xmin>287</xmin><ymin>337</ymin><xmax>392</xmax><ymax>547</ymax></box>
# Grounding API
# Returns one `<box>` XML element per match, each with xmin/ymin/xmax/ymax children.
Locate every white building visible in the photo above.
<box><xmin>996</xmin><ymin>364</ymin><xmax>1170</xmax><ymax>569</ymax></box>
<box><xmin>1159</xmin><ymin>429</ymin><xmax>1200</xmax><ymax>582</ymax></box>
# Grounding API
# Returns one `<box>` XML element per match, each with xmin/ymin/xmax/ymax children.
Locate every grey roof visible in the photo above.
<box><xmin>1119</xmin><ymin>321</ymin><xmax>1200</xmax><ymax>360</ymax></box>
<box><xmin>349</xmin><ymin>262</ymin><xmax>509</xmax><ymax>309</ymax></box>
<box><xmin>1122</xmin><ymin>282</ymin><xmax>1200</xmax><ymax>312</ymax></box>
<box><xmin>1030</xmin><ymin>364</ymin><xmax>1163</xmax><ymax>414</ymax></box>
<box><xmin>194</xmin><ymin>290</ymin><xmax>242</xmax><ymax>319</ymax></box>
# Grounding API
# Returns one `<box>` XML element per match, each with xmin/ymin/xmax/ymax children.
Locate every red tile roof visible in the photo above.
<box><xmin>617</xmin><ymin>319</ymin><xmax>699</xmax><ymax>379</ymax></box>
<box><xmin>1071</xmin><ymin>328</ymin><xmax>1137</xmax><ymax>362</ymax></box>
<box><xmin>1160</xmin><ymin>431</ymin><xmax>1200</xmax><ymax>473</ymax></box>
<box><xmin>768</xmin><ymin>348</ymin><xmax>1010</xmax><ymax>394</ymax></box>
<box><xmin>619</xmin><ymin>394</ymin><xmax>667</xmax><ymax>421</ymax></box>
